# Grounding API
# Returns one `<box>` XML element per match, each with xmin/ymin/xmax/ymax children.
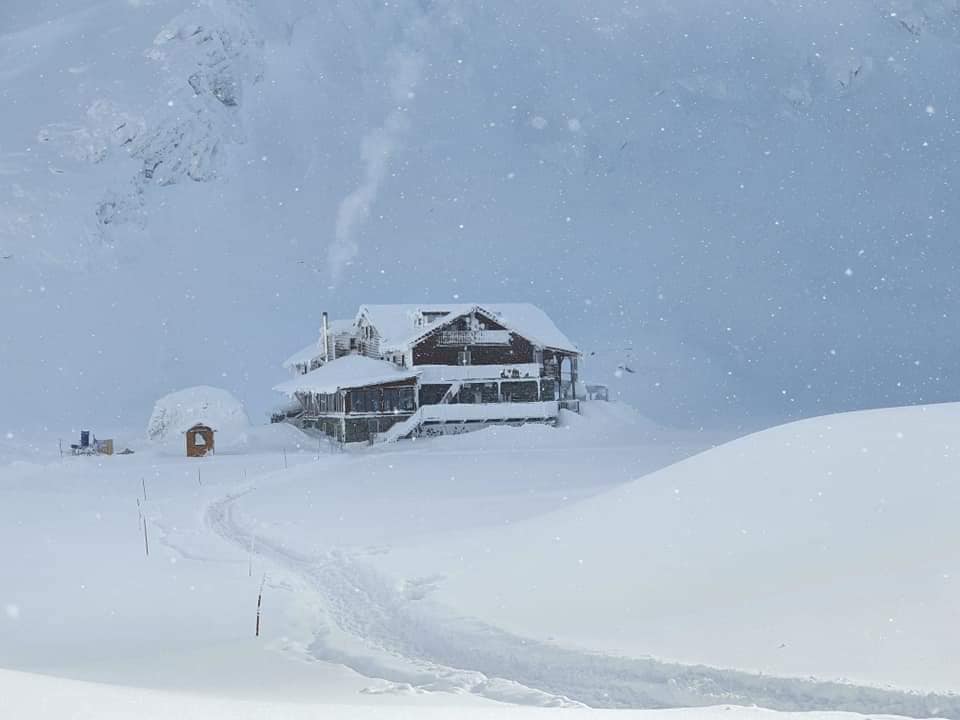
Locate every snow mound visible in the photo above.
<box><xmin>384</xmin><ymin>402</ymin><xmax>960</xmax><ymax>693</ymax></box>
<box><xmin>400</xmin><ymin>401</ymin><xmax>664</xmax><ymax>453</ymax></box>
<box><xmin>219</xmin><ymin>422</ymin><xmax>314</xmax><ymax>455</ymax></box>
<box><xmin>557</xmin><ymin>400</ymin><xmax>661</xmax><ymax>444</ymax></box>
<box><xmin>146</xmin><ymin>386</ymin><xmax>250</xmax><ymax>444</ymax></box>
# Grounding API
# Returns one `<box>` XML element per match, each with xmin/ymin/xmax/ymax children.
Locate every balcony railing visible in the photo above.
<box><xmin>438</xmin><ymin>329</ymin><xmax>511</xmax><ymax>346</ymax></box>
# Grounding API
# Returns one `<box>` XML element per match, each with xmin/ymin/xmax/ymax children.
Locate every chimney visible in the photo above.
<box><xmin>321</xmin><ymin>312</ymin><xmax>330</xmax><ymax>363</ymax></box>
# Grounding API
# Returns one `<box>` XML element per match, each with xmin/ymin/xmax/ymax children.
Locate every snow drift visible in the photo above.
<box><xmin>146</xmin><ymin>385</ymin><xmax>313</xmax><ymax>453</ymax></box>
<box><xmin>147</xmin><ymin>386</ymin><xmax>250</xmax><ymax>443</ymax></box>
<box><xmin>373</xmin><ymin>402</ymin><xmax>960</xmax><ymax>694</ymax></box>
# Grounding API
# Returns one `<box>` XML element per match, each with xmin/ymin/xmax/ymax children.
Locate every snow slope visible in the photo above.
<box><xmin>372</xmin><ymin>403</ymin><xmax>960</xmax><ymax>694</ymax></box>
<box><xmin>4</xmin><ymin>0</ymin><xmax>960</xmax><ymax>430</ymax></box>
<box><xmin>1</xmin><ymin>402</ymin><xmax>957</xmax><ymax>716</ymax></box>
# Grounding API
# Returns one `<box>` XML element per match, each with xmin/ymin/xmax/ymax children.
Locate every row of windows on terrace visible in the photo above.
<box><xmin>420</xmin><ymin>379</ymin><xmax>555</xmax><ymax>405</ymax></box>
<box><xmin>302</xmin><ymin>378</ymin><xmax>557</xmax><ymax>417</ymax></box>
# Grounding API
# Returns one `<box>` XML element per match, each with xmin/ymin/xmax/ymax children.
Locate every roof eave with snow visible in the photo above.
<box><xmin>274</xmin><ymin>355</ymin><xmax>419</xmax><ymax>397</ymax></box>
<box><xmin>363</xmin><ymin>303</ymin><xmax>579</xmax><ymax>356</ymax></box>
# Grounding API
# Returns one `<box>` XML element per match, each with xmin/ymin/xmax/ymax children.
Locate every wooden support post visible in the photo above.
<box><xmin>571</xmin><ymin>356</ymin><xmax>578</xmax><ymax>400</ymax></box>
<box><xmin>255</xmin><ymin>574</ymin><xmax>266</xmax><ymax>637</ymax></box>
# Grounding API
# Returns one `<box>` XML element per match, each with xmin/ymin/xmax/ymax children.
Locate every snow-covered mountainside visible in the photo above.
<box><xmin>3</xmin><ymin>0</ymin><xmax>960</xmax><ymax>430</ymax></box>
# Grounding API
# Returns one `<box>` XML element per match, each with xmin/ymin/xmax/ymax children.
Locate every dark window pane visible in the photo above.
<box><xmin>502</xmin><ymin>381</ymin><xmax>538</xmax><ymax>403</ymax></box>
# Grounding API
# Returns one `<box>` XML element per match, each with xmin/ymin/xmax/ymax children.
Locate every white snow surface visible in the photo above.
<box><xmin>1</xmin><ymin>402</ymin><xmax>958</xmax><ymax>717</ymax></box>
<box><xmin>274</xmin><ymin>354</ymin><xmax>419</xmax><ymax>395</ymax></box>
<box><xmin>2</xmin><ymin>668</ymin><xmax>928</xmax><ymax>720</ymax></box>
<box><xmin>371</xmin><ymin>403</ymin><xmax>960</xmax><ymax>694</ymax></box>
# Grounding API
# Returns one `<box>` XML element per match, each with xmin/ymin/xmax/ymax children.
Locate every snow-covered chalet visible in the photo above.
<box><xmin>274</xmin><ymin>304</ymin><xmax>582</xmax><ymax>444</ymax></box>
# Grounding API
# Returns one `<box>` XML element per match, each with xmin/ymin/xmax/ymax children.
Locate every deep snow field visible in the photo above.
<box><xmin>1</xmin><ymin>402</ymin><xmax>958</xmax><ymax>718</ymax></box>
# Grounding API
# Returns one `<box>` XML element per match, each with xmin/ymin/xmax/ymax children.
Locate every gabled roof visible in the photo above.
<box><xmin>356</xmin><ymin>303</ymin><xmax>578</xmax><ymax>354</ymax></box>
<box><xmin>281</xmin><ymin>318</ymin><xmax>355</xmax><ymax>368</ymax></box>
<box><xmin>274</xmin><ymin>354</ymin><xmax>418</xmax><ymax>396</ymax></box>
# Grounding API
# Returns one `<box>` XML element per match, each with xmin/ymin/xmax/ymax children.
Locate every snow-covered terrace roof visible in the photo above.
<box><xmin>282</xmin><ymin>341</ymin><xmax>322</xmax><ymax>369</ymax></box>
<box><xmin>281</xmin><ymin>318</ymin><xmax>355</xmax><ymax>368</ymax></box>
<box><xmin>357</xmin><ymin>303</ymin><xmax>579</xmax><ymax>354</ymax></box>
<box><xmin>326</xmin><ymin>318</ymin><xmax>356</xmax><ymax>334</ymax></box>
<box><xmin>274</xmin><ymin>354</ymin><xmax>418</xmax><ymax>396</ymax></box>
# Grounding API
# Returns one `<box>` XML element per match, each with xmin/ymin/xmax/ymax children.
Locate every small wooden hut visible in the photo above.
<box><xmin>186</xmin><ymin>423</ymin><xmax>215</xmax><ymax>457</ymax></box>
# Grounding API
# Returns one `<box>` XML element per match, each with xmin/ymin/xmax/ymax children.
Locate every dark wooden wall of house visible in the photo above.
<box><xmin>412</xmin><ymin>314</ymin><xmax>535</xmax><ymax>366</ymax></box>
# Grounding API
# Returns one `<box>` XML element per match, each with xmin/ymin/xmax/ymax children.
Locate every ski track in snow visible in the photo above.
<box><xmin>205</xmin><ymin>489</ymin><xmax>960</xmax><ymax>717</ymax></box>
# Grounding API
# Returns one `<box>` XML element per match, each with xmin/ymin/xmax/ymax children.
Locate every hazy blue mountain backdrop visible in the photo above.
<box><xmin>2</xmin><ymin>0</ymin><xmax>958</xmax><ymax>430</ymax></box>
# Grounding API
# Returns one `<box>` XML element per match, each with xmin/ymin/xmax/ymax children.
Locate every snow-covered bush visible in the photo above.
<box><xmin>147</xmin><ymin>386</ymin><xmax>250</xmax><ymax>443</ymax></box>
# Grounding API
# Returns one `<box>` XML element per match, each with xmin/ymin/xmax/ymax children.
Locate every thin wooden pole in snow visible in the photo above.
<box><xmin>142</xmin><ymin>516</ymin><xmax>150</xmax><ymax>557</ymax></box>
<box><xmin>197</xmin><ymin>467</ymin><xmax>202</xmax><ymax>486</ymax></box>
<box><xmin>142</xmin><ymin>477</ymin><xmax>147</xmax><ymax>502</ymax></box>
<box><xmin>255</xmin><ymin>574</ymin><xmax>266</xmax><ymax>637</ymax></box>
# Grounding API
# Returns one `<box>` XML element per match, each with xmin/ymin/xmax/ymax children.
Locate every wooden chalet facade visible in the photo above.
<box><xmin>275</xmin><ymin>303</ymin><xmax>581</xmax><ymax>444</ymax></box>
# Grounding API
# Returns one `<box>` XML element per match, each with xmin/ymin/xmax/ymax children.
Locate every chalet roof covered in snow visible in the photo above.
<box><xmin>357</xmin><ymin>303</ymin><xmax>579</xmax><ymax>354</ymax></box>
<box><xmin>282</xmin><ymin>341</ymin><xmax>322</xmax><ymax>369</ymax></box>
<box><xmin>274</xmin><ymin>354</ymin><xmax>418</xmax><ymax>396</ymax></box>
<box><xmin>281</xmin><ymin>318</ymin><xmax>355</xmax><ymax>368</ymax></box>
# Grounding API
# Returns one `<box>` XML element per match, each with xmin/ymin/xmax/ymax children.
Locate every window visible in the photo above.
<box><xmin>501</xmin><ymin>381</ymin><xmax>538</xmax><ymax>403</ymax></box>
<box><xmin>351</xmin><ymin>388</ymin><xmax>381</xmax><ymax>413</ymax></box>
<box><xmin>540</xmin><ymin>378</ymin><xmax>556</xmax><ymax>401</ymax></box>
<box><xmin>420</xmin><ymin>384</ymin><xmax>450</xmax><ymax>406</ymax></box>
<box><xmin>383</xmin><ymin>386</ymin><xmax>415</xmax><ymax>412</ymax></box>
<box><xmin>460</xmin><ymin>382</ymin><xmax>499</xmax><ymax>404</ymax></box>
